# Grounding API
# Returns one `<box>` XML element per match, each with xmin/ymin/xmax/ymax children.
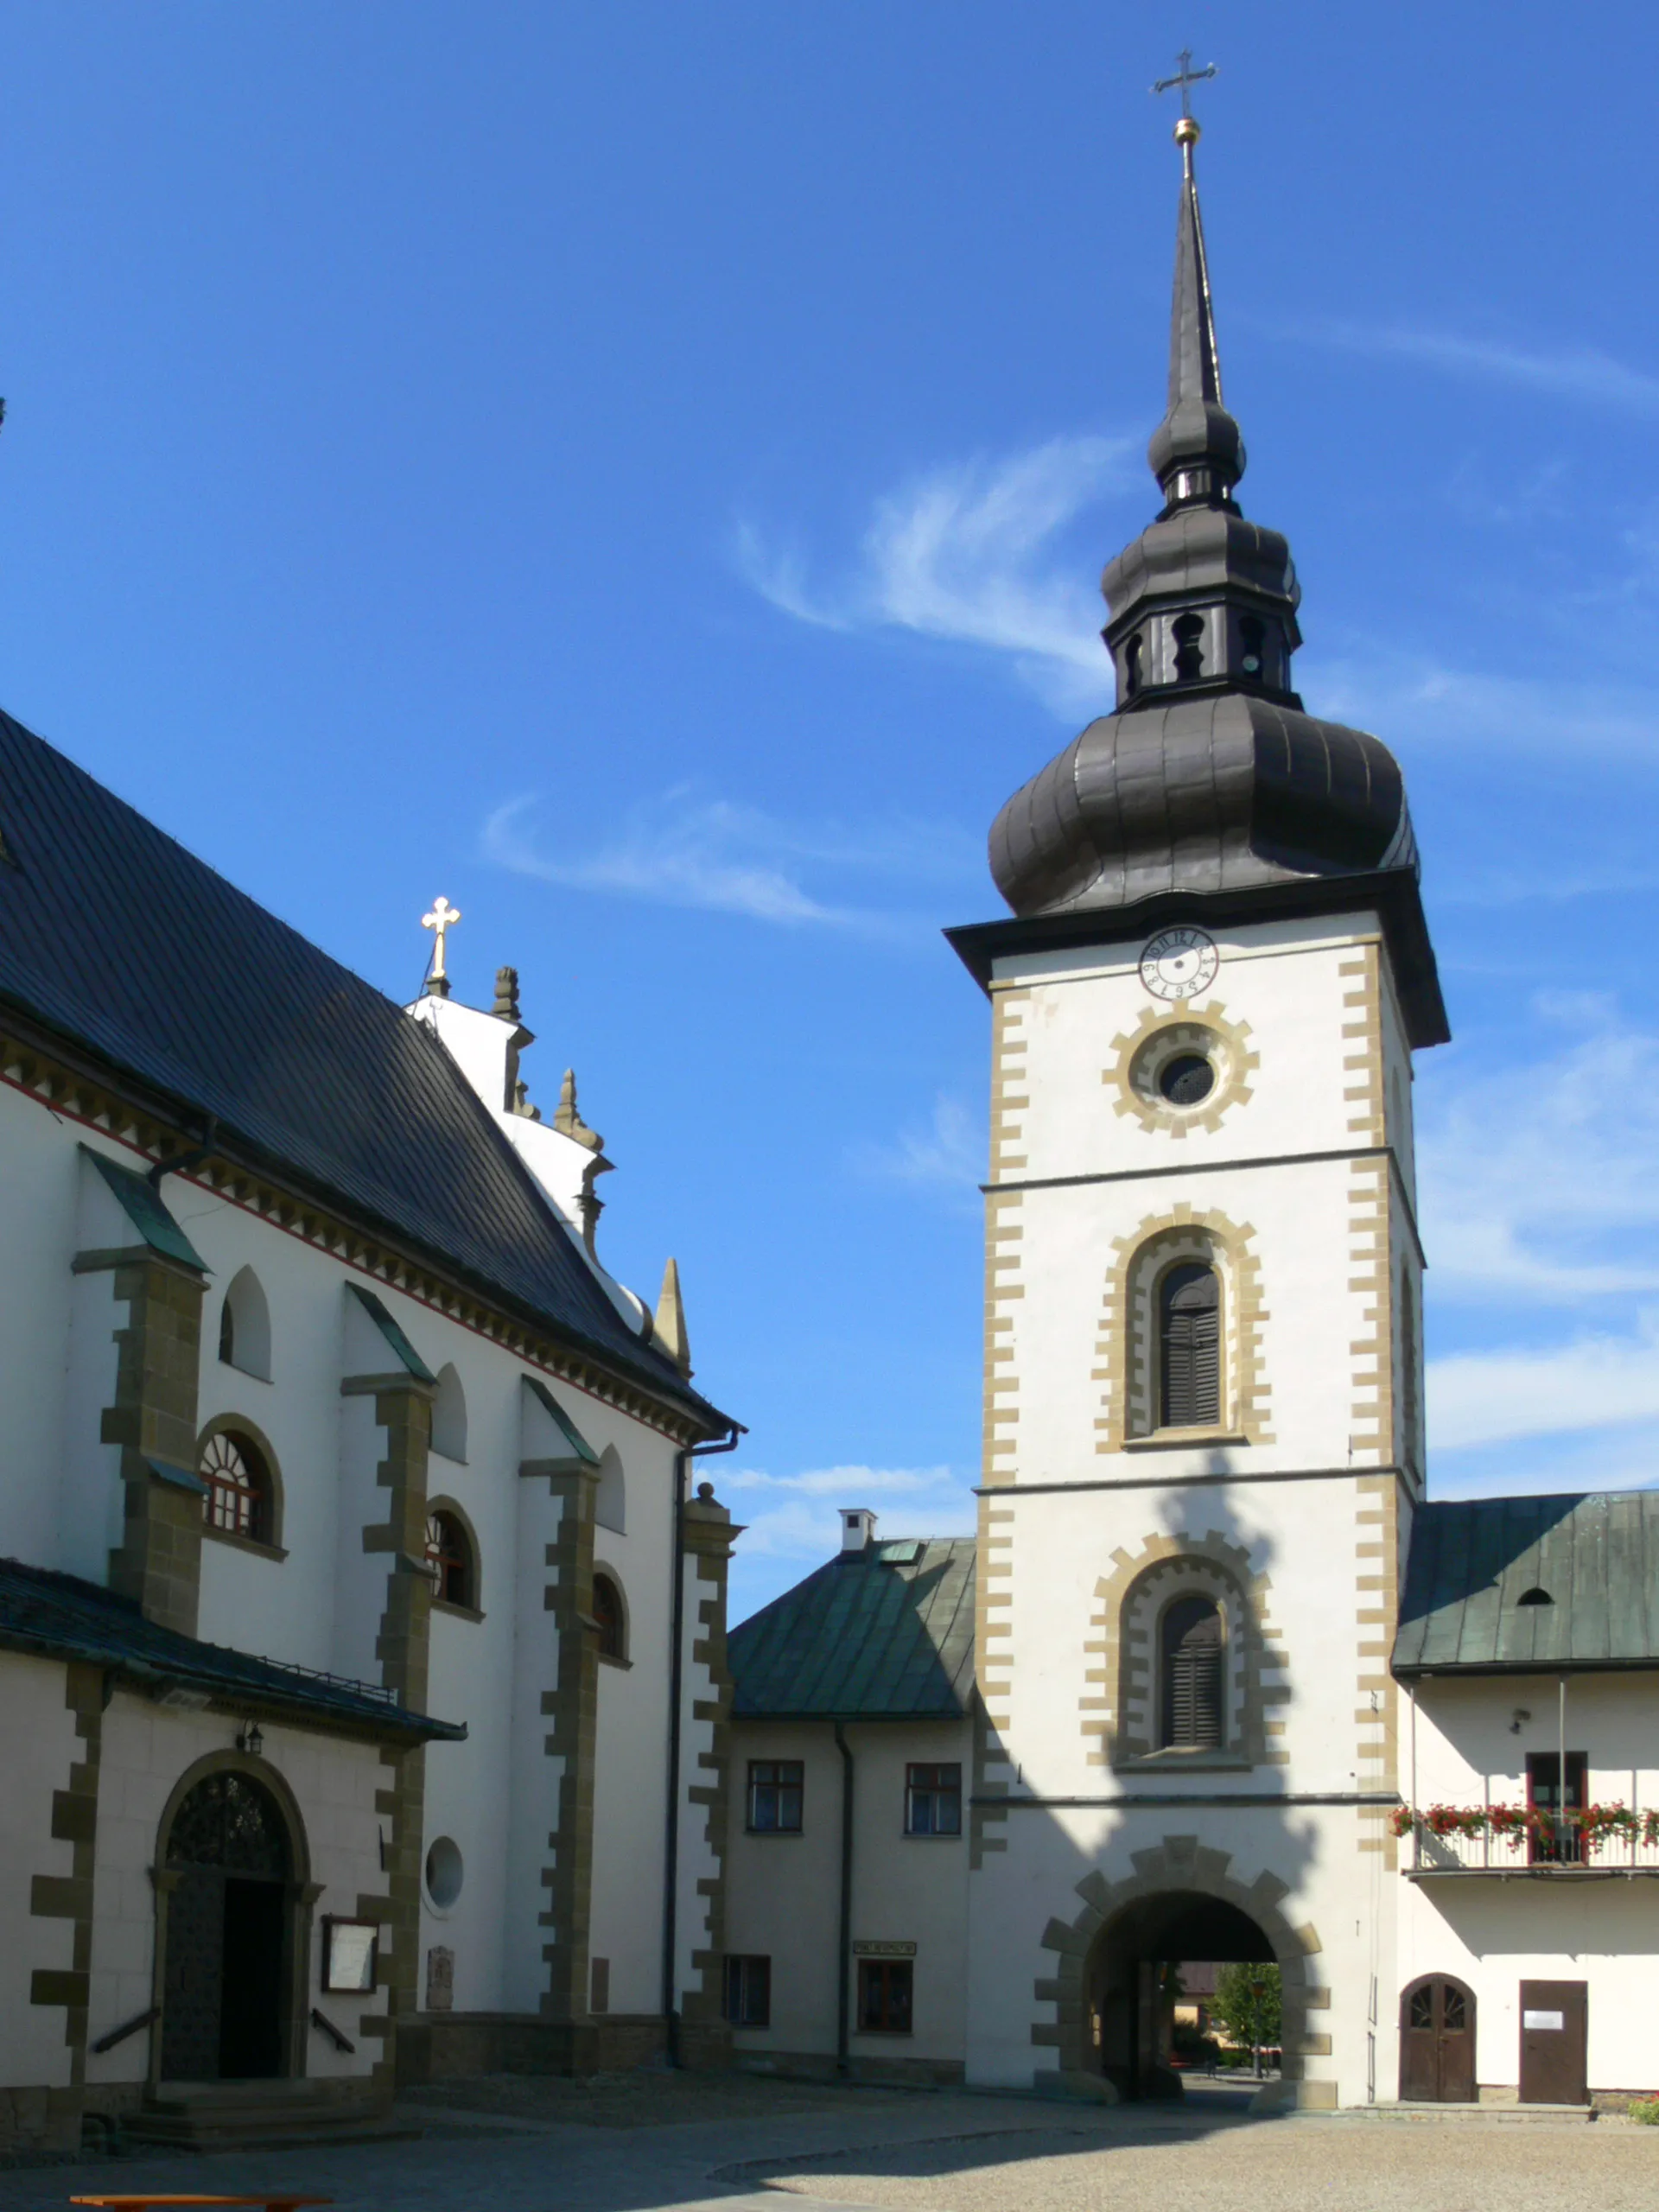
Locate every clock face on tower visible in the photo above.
<box><xmin>1139</xmin><ymin>926</ymin><xmax>1219</xmax><ymax>1002</ymax></box>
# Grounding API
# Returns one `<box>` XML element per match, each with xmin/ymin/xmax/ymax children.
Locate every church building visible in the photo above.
<box><xmin>723</xmin><ymin>114</ymin><xmax>1659</xmax><ymax>2113</ymax></box>
<box><xmin>0</xmin><ymin>717</ymin><xmax>743</xmax><ymax>2152</ymax></box>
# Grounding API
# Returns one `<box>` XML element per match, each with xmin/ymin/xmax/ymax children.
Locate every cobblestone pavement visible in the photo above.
<box><xmin>0</xmin><ymin>2080</ymin><xmax>1649</xmax><ymax>2212</ymax></box>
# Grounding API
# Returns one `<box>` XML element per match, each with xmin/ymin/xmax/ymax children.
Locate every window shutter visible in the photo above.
<box><xmin>1160</xmin><ymin>1265</ymin><xmax>1220</xmax><ymax>1427</ymax></box>
<box><xmin>1161</xmin><ymin>1596</ymin><xmax>1224</xmax><ymax>1750</ymax></box>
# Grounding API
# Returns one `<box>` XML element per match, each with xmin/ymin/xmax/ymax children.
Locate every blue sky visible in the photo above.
<box><xmin>3</xmin><ymin>3</ymin><xmax>1658</xmax><ymax>1623</ymax></box>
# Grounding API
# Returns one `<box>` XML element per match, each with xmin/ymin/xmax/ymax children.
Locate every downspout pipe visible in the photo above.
<box><xmin>662</xmin><ymin>1421</ymin><xmax>743</xmax><ymax>2068</ymax></box>
<box><xmin>835</xmin><ymin>1720</ymin><xmax>855</xmax><ymax>2075</ymax></box>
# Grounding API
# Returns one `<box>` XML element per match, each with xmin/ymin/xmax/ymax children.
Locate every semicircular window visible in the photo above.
<box><xmin>200</xmin><ymin>1432</ymin><xmax>273</xmax><ymax>1545</ymax></box>
<box><xmin>1516</xmin><ymin>1586</ymin><xmax>1554</xmax><ymax>1608</ymax></box>
<box><xmin>167</xmin><ymin>1770</ymin><xmax>291</xmax><ymax>1878</ymax></box>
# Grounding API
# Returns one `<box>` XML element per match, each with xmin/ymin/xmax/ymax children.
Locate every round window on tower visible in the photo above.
<box><xmin>1159</xmin><ymin>1052</ymin><xmax>1215</xmax><ymax>1106</ymax></box>
<box><xmin>1114</xmin><ymin>1010</ymin><xmax>1257</xmax><ymax>1138</ymax></box>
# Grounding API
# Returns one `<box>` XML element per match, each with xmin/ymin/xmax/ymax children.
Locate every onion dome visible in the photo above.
<box><xmin>989</xmin><ymin>118</ymin><xmax>1417</xmax><ymax>919</ymax></box>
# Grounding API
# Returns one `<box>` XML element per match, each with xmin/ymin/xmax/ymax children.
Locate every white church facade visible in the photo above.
<box><xmin>0</xmin><ymin>723</ymin><xmax>743</xmax><ymax>2152</ymax></box>
<box><xmin>721</xmin><ymin>118</ymin><xmax>1659</xmax><ymax>2114</ymax></box>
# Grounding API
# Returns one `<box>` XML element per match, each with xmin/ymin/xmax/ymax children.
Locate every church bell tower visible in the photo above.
<box><xmin>949</xmin><ymin>105</ymin><xmax>1448</xmax><ymax>2110</ymax></box>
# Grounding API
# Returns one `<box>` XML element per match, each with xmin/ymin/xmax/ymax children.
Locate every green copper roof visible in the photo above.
<box><xmin>83</xmin><ymin>1147</ymin><xmax>207</xmax><ymax>1273</ymax></box>
<box><xmin>1394</xmin><ymin>1492</ymin><xmax>1659</xmax><ymax>1677</ymax></box>
<box><xmin>729</xmin><ymin>1538</ymin><xmax>976</xmax><ymax>1719</ymax></box>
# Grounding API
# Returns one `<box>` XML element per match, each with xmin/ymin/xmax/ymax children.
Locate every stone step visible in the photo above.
<box><xmin>126</xmin><ymin>2083</ymin><xmax>411</xmax><ymax>2152</ymax></box>
<box><xmin>1329</xmin><ymin>2101</ymin><xmax>1596</xmax><ymax>2125</ymax></box>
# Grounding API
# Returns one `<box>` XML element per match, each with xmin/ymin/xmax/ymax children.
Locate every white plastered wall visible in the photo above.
<box><xmin>723</xmin><ymin>1719</ymin><xmax>971</xmax><ymax>2069</ymax></box>
<box><xmin>1398</xmin><ymin>1672</ymin><xmax>1659</xmax><ymax>2095</ymax></box>
<box><xmin>967</xmin><ymin>912</ymin><xmax>1419</xmax><ymax>2107</ymax></box>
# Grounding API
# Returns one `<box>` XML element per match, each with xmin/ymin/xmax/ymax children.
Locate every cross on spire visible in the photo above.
<box><xmin>422</xmin><ymin>894</ymin><xmax>461</xmax><ymax>996</ymax></box>
<box><xmin>1152</xmin><ymin>48</ymin><xmax>1217</xmax><ymax>122</ymax></box>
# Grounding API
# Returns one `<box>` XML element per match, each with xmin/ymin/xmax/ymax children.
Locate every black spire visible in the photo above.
<box><xmin>976</xmin><ymin>108</ymin><xmax>1433</xmax><ymax>982</ymax></box>
<box><xmin>1147</xmin><ymin>118</ymin><xmax>1244</xmax><ymax>511</ymax></box>
<box><xmin>1098</xmin><ymin>115</ymin><xmax>1300</xmax><ymax>712</ymax></box>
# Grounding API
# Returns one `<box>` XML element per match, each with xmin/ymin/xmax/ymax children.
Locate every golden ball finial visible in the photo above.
<box><xmin>1174</xmin><ymin>114</ymin><xmax>1200</xmax><ymax>147</ymax></box>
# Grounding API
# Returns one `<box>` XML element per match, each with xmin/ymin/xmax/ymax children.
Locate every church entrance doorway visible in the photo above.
<box><xmin>1084</xmin><ymin>1890</ymin><xmax>1278</xmax><ymax>2101</ymax></box>
<box><xmin>159</xmin><ymin>1767</ymin><xmax>298</xmax><ymax>2082</ymax></box>
<box><xmin>1399</xmin><ymin>1974</ymin><xmax>1476</xmax><ymax>2102</ymax></box>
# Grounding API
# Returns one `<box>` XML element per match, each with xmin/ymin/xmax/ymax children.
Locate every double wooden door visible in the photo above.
<box><xmin>1399</xmin><ymin>1974</ymin><xmax>1476</xmax><ymax>2102</ymax></box>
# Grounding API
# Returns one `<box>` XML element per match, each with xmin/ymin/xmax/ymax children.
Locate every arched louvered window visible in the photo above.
<box><xmin>1161</xmin><ymin>1593</ymin><xmax>1224</xmax><ymax>1750</ymax></box>
<box><xmin>1159</xmin><ymin>1262</ymin><xmax>1220</xmax><ymax>1428</ymax></box>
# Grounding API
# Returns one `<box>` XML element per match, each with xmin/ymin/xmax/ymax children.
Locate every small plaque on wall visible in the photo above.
<box><xmin>853</xmin><ymin>1940</ymin><xmax>918</xmax><ymax>1958</ymax></box>
<box><xmin>321</xmin><ymin>1916</ymin><xmax>378</xmax><ymax>1994</ymax></box>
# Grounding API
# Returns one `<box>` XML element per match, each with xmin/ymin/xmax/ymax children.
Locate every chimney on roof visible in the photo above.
<box><xmin>840</xmin><ymin>1508</ymin><xmax>877</xmax><ymax>1556</ymax></box>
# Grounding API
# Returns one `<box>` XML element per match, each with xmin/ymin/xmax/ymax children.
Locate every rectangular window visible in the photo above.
<box><xmin>722</xmin><ymin>1955</ymin><xmax>771</xmax><ymax>2027</ymax></box>
<box><xmin>747</xmin><ymin>1760</ymin><xmax>804</xmax><ymax>1834</ymax></box>
<box><xmin>1527</xmin><ymin>1752</ymin><xmax>1587</xmax><ymax>1865</ymax></box>
<box><xmin>858</xmin><ymin>1958</ymin><xmax>913</xmax><ymax>2034</ymax></box>
<box><xmin>905</xmin><ymin>1763</ymin><xmax>962</xmax><ymax>1836</ymax></box>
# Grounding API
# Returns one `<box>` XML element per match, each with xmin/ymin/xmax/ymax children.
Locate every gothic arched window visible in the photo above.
<box><xmin>593</xmin><ymin>1572</ymin><xmax>626</xmax><ymax>1662</ymax></box>
<box><xmin>200</xmin><ymin>1430</ymin><xmax>274</xmax><ymax>1544</ymax></box>
<box><xmin>218</xmin><ymin>1267</ymin><xmax>272</xmax><ymax>1381</ymax></box>
<box><xmin>1159</xmin><ymin>1262</ymin><xmax>1220</xmax><ymax>1428</ymax></box>
<box><xmin>424</xmin><ymin>1508</ymin><xmax>475</xmax><ymax>1610</ymax></box>
<box><xmin>1161</xmin><ymin>1593</ymin><xmax>1224</xmax><ymax>1750</ymax></box>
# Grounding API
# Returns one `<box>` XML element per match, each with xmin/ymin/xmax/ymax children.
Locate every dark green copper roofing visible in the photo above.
<box><xmin>0</xmin><ymin>1554</ymin><xmax>464</xmax><ymax>1743</ymax></box>
<box><xmin>1394</xmin><ymin>1492</ymin><xmax>1659</xmax><ymax>1677</ymax></box>
<box><xmin>0</xmin><ymin>709</ymin><xmax>726</xmax><ymax>1427</ymax></box>
<box><xmin>83</xmin><ymin>1146</ymin><xmax>207</xmax><ymax>1273</ymax></box>
<box><xmin>729</xmin><ymin>1538</ymin><xmax>976</xmax><ymax>1719</ymax></box>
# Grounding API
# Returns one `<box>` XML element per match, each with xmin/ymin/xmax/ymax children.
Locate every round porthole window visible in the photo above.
<box><xmin>1159</xmin><ymin>1052</ymin><xmax>1215</xmax><ymax>1106</ymax></box>
<box><xmin>424</xmin><ymin>1834</ymin><xmax>463</xmax><ymax>1909</ymax></box>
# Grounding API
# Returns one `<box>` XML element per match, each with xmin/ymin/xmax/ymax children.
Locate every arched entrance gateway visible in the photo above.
<box><xmin>1036</xmin><ymin>1840</ymin><xmax>1323</xmax><ymax>2104</ymax></box>
<box><xmin>1087</xmin><ymin>1891</ymin><xmax>1277</xmax><ymax>2099</ymax></box>
<box><xmin>157</xmin><ymin>1763</ymin><xmax>308</xmax><ymax>2082</ymax></box>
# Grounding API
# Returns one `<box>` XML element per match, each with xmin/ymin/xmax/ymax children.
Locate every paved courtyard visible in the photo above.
<box><xmin>0</xmin><ymin>2078</ymin><xmax>1654</xmax><ymax>2212</ymax></box>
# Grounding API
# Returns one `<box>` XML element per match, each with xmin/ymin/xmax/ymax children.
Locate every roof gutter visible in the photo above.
<box><xmin>0</xmin><ymin>1624</ymin><xmax>463</xmax><ymax>1747</ymax></box>
<box><xmin>662</xmin><ymin>1420</ymin><xmax>743</xmax><ymax>2067</ymax></box>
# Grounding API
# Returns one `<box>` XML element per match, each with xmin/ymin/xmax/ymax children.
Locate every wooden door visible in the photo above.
<box><xmin>1519</xmin><ymin>1980</ymin><xmax>1588</xmax><ymax>2105</ymax></box>
<box><xmin>1399</xmin><ymin>1975</ymin><xmax>1476</xmax><ymax>2102</ymax></box>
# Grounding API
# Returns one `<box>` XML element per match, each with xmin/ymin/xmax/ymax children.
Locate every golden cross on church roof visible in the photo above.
<box><xmin>422</xmin><ymin>894</ymin><xmax>461</xmax><ymax>993</ymax></box>
<box><xmin>1153</xmin><ymin>48</ymin><xmax>1217</xmax><ymax>143</ymax></box>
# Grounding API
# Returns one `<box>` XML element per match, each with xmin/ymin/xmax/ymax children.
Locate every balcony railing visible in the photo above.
<box><xmin>1399</xmin><ymin>1803</ymin><xmax>1659</xmax><ymax>1875</ymax></box>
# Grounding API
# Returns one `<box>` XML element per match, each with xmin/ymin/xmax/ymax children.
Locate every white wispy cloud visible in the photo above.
<box><xmin>482</xmin><ymin>790</ymin><xmax>977</xmax><ymax>932</ymax></box>
<box><xmin>1300</xmin><ymin>321</ymin><xmax>1659</xmax><ymax>419</ymax></box>
<box><xmin>737</xmin><ymin>434</ymin><xmax>1136</xmax><ymax>715</ymax></box>
<box><xmin>1301</xmin><ymin>650</ymin><xmax>1659</xmax><ymax>765</ymax></box>
<box><xmin>1418</xmin><ymin>1002</ymin><xmax>1659</xmax><ymax>1306</ymax></box>
<box><xmin>1429</xmin><ymin>1319</ymin><xmax>1659</xmax><ymax>1452</ymax></box>
<box><xmin>849</xmin><ymin>1094</ymin><xmax>985</xmax><ymax>1208</ymax></box>
<box><xmin>723</xmin><ymin>1463</ymin><xmax>975</xmax><ymax>1567</ymax></box>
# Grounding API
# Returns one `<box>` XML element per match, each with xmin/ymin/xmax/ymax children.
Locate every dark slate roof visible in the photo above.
<box><xmin>729</xmin><ymin>1539</ymin><xmax>976</xmax><ymax>1719</ymax></box>
<box><xmin>0</xmin><ymin>709</ymin><xmax>723</xmax><ymax>1424</ymax></box>
<box><xmin>1393</xmin><ymin>1493</ymin><xmax>1659</xmax><ymax>1677</ymax></box>
<box><xmin>0</xmin><ymin>1554</ymin><xmax>463</xmax><ymax>1743</ymax></box>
